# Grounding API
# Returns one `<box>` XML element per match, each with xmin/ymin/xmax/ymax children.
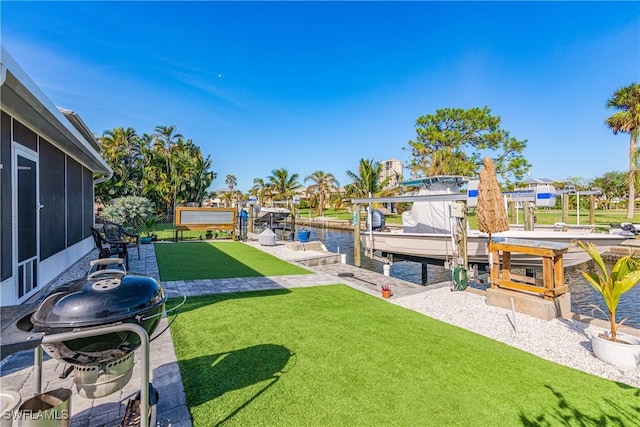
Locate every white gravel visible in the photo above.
<box><xmin>248</xmin><ymin>240</ymin><xmax>640</xmax><ymax>388</ymax></box>
<box><xmin>393</xmin><ymin>288</ymin><xmax>640</xmax><ymax>388</ymax></box>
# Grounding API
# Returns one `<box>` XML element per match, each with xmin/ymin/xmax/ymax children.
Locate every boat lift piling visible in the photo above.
<box><xmin>352</xmin><ymin>193</ymin><xmax>472</xmax><ymax>283</ymax></box>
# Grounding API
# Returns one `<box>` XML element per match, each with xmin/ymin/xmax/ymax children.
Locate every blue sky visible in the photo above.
<box><xmin>2</xmin><ymin>1</ymin><xmax>639</xmax><ymax>192</ymax></box>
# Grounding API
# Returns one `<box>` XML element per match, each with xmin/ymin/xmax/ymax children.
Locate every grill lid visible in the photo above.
<box><xmin>31</xmin><ymin>273</ymin><xmax>166</xmax><ymax>329</ymax></box>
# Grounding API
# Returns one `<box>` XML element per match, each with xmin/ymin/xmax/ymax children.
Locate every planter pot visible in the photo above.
<box><xmin>591</xmin><ymin>331</ymin><xmax>640</xmax><ymax>369</ymax></box>
<box><xmin>381</xmin><ymin>289</ymin><xmax>392</xmax><ymax>299</ymax></box>
<box><xmin>140</xmin><ymin>236</ymin><xmax>152</xmax><ymax>244</ymax></box>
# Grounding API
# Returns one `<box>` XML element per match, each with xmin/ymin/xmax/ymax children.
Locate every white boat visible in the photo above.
<box><xmin>356</xmin><ymin>176</ymin><xmax>632</xmax><ymax>268</ymax></box>
<box><xmin>361</xmin><ymin>229</ymin><xmax>628</xmax><ymax>268</ymax></box>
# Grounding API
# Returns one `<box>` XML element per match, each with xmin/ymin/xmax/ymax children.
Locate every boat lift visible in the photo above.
<box><xmin>351</xmin><ymin>193</ymin><xmax>470</xmax><ymax>282</ymax></box>
<box><xmin>350</xmin><ymin>180</ymin><xmax>599</xmax><ymax>284</ymax></box>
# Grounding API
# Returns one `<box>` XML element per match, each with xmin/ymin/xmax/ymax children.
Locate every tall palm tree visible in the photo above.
<box><xmin>304</xmin><ymin>170</ymin><xmax>340</xmax><ymax>216</ymax></box>
<box><xmin>225</xmin><ymin>174</ymin><xmax>238</xmax><ymax>207</ymax></box>
<box><xmin>267</xmin><ymin>168</ymin><xmax>302</xmax><ymax>207</ymax></box>
<box><xmin>225</xmin><ymin>175</ymin><xmax>237</xmax><ymax>192</ymax></box>
<box><xmin>250</xmin><ymin>178</ymin><xmax>269</xmax><ymax>206</ymax></box>
<box><xmin>189</xmin><ymin>154</ymin><xmax>215</xmax><ymax>204</ymax></box>
<box><xmin>153</xmin><ymin>125</ymin><xmax>184</xmax><ymax>213</ymax></box>
<box><xmin>606</xmin><ymin>83</ymin><xmax>640</xmax><ymax>219</ymax></box>
<box><xmin>344</xmin><ymin>158</ymin><xmax>392</xmax><ymax>198</ymax></box>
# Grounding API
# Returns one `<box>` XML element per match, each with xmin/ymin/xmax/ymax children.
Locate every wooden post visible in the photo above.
<box><xmin>353</xmin><ymin>203</ymin><xmax>361</xmax><ymax>268</ymax></box>
<box><xmin>553</xmin><ymin>255</ymin><xmax>564</xmax><ymax>296</ymax></box>
<box><xmin>561</xmin><ymin>193</ymin><xmax>569</xmax><ymax>224</ymax></box>
<box><xmin>248</xmin><ymin>205</ymin><xmax>255</xmax><ymax>234</ymax></box>
<box><xmin>524</xmin><ymin>202</ymin><xmax>535</xmax><ymax>231</ymax></box>
<box><xmin>509</xmin><ymin>201</ymin><xmax>516</xmax><ymax>223</ymax></box>
<box><xmin>589</xmin><ymin>194</ymin><xmax>596</xmax><ymax>225</ymax></box>
<box><xmin>459</xmin><ymin>201</ymin><xmax>468</xmax><ymax>268</ymax></box>
<box><xmin>489</xmin><ymin>242</ymin><xmax>500</xmax><ymax>288</ymax></box>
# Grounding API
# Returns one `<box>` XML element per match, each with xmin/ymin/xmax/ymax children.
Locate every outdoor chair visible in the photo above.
<box><xmin>90</xmin><ymin>226</ymin><xmax>129</xmax><ymax>270</ymax></box>
<box><xmin>103</xmin><ymin>220</ymin><xmax>141</xmax><ymax>259</ymax></box>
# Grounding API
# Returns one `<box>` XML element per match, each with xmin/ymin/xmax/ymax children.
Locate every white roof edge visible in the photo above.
<box><xmin>0</xmin><ymin>46</ymin><xmax>111</xmax><ymax>176</ymax></box>
<box><xmin>57</xmin><ymin>107</ymin><xmax>101</xmax><ymax>150</ymax></box>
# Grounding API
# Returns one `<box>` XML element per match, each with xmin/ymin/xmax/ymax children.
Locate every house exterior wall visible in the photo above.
<box><xmin>1</xmin><ymin>46</ymin><xmax>111</xmax><ymax>306</ymax></box>
<box><xmin>0</xmin><ymin>111</ymin><xmax>96</xmax><ymax>305</ymax></box>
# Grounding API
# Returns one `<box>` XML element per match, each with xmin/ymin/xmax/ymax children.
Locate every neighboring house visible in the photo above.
<box><xmin>518</xmin><ymin>177</ymin><xmax>556</xmax><ymax>191</ymax></box>
<box><xmin>0</xmin><ymin>47</ymin><xmax>112</xmax><ymax>306</ymax></box>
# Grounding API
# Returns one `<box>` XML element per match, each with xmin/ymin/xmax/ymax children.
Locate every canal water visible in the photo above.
<box><xmin>304</xmin><ymin>226</ymin><xmax>640</xmax><ymax>329</ymax></box>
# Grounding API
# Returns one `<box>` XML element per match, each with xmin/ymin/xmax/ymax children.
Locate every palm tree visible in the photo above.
<box><xmin>97</xmin><ymin>127</ymin><xmax>143</xmax><ymax>202</ymax></box>
<box><xmin>267</xmin><ymin>168</ymin><xmax>302</xmax><ymax>207</ymax></box>
<box><xmin>304</xmin><ymin>170</ymin><xmax>340</xmax><ymax>216</ymax></box>
<box><xmin>224</xmin><ymin>174</ymin><xmax>238</xmax><ymax>207</ymax></box>
<box><xmin>250</xmin><ymin>178</ymin><xmax>269</xmax><ymax>206</ymax></box>
<box><xmin>225</xmin><ymin>174</ymin><xmax>237</xmax><ymax>192</ymax></box>
<box><xmin>153</xmin><ymin>125</ymin><xmax>184</xmax><ymax>213</ymax></box>
<box><xmin>606</xmin><ymin>83</ymin><xmax>640</xmax><ymax>219</ymax></box>
<box><xmin>344</xmin><ymin>158</ymin><xmax>392</xmax><ymax>198</ymax></box>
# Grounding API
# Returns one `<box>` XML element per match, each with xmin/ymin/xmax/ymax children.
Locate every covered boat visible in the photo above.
<box><xmin>356</xmin><ymin>176</ymin><xmax>631</xmax><ymax>268</ymax></box>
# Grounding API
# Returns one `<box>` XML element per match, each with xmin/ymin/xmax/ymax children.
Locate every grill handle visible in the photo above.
<box><xmin>140</xmin><ymin>292</ymin><xmax>186</xmax><ymax>321</ymax></box>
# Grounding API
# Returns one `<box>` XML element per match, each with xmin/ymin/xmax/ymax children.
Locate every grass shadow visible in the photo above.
<box><xmin>519</xmin><ymin>384</ymin><xmax>640</xmax><ymax>426</ymax></box>
<box><xmin>178</xmin><ymin>344</ymin><xmax>294</xmax><ymax>424</ymax></box>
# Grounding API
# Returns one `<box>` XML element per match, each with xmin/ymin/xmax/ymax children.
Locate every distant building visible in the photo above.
<box><xmin>518</xmin><ymin>177</ymin><xmax>556</xmax><ymax>191</ymax></box>
<box><xmin>379</xmin><ymin>158</ymin><xmax>403</xmax><ymax>188</ymax></box>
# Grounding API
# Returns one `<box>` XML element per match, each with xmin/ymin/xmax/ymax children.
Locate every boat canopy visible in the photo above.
<box><xmin>403</xmin><ymin>181</ymin><xmax>463</xmax><ymax>234</ymax></box>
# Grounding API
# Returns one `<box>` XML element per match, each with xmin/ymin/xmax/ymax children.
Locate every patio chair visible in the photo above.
<box><xmin>90</xmin><ymin>226</ymin><xmax>129</xmax><ymax>270</ymax></box>
<box><xmin>103</xmin><ymin>221</ymin><xmax>140</xmax><ymax>259</ymax></box>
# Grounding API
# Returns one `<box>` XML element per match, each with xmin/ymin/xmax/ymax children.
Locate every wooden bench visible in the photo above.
<box><xmin>174</xmin><ymin>207</ymin><xmax>237</xmax><ymax>242</ymax></box>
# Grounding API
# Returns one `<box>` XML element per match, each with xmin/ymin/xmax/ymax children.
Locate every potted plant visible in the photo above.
<box><xmin>141</xmin><ymin>215</ymin><xmax>158</xmax><ymax>244</ymax></box>
<box><xmin>381</xmin><ymin>284</ymin><xmax>392</xmax><ymax>299</ymax></box>
<box><xmin>205</xmin><ymin>230</ymin><xmax>214</xmax><ymax>240</ymax></box>
<box><xmin>577</xmin><ymin>241</ymin><xmax>640</xmax><ymax>368</ymax></box>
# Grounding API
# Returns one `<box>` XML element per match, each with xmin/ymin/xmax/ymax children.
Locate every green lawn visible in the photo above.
<box><xmin>154</xmin><ymin>242</ymin><xmax>311</xmax><ymax>281</ymax></box>
<box><xmin>168</xmin><ymin>285</ymin><xmax>640</xmax><ymax>426</ymax></box>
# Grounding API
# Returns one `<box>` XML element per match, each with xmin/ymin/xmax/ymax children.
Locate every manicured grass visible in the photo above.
<box><xmin>168</xmin><ymin>285</ymin><xmax>640</xmax><ymax>426</ymax></box>
<box><xmin>154</xmin><ymin>242</ymin><xmax>311</xmax><ymax>281</ymax></box>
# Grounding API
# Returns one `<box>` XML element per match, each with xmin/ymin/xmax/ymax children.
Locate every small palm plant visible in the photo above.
<box><xmin>143</xmin><ymin>215</ymin><xmax>158</xmax><ymax>237</ymax></box>
<box><xmin>578</xmin><ymin>241</ymin><xmax>640</xmax><ymax>342</ymax></box>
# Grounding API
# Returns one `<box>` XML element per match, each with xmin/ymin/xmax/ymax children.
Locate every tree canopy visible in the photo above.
<box><xmin>406</xmin><ymin>107</ymin><xmax>530</xmax><ymax>182</ymax></box>
<box><xmin>304</xmin><ymin>170</ymin><xmax>340</xmax><ymax>216</ymax></box>
<box><xmin>344</xmin><ymin>158</ymin><xmax>393</xmax><ymax>198</ymax></box>
<box><xmin>267</xmin><ymin>168</ymin><xmax>302</xmax><ymax>205</ymax></box>
<box><xmin>96</xmin><ymin>125</ymin><xmax>215</xmax><ymax>214</ymax></box>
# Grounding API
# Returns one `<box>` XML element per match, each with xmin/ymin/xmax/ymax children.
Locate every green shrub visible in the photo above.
<box><xmin>103</xmin><ymin>196</ymin><xmax>154</xmax><ymax>230</ymax></box>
